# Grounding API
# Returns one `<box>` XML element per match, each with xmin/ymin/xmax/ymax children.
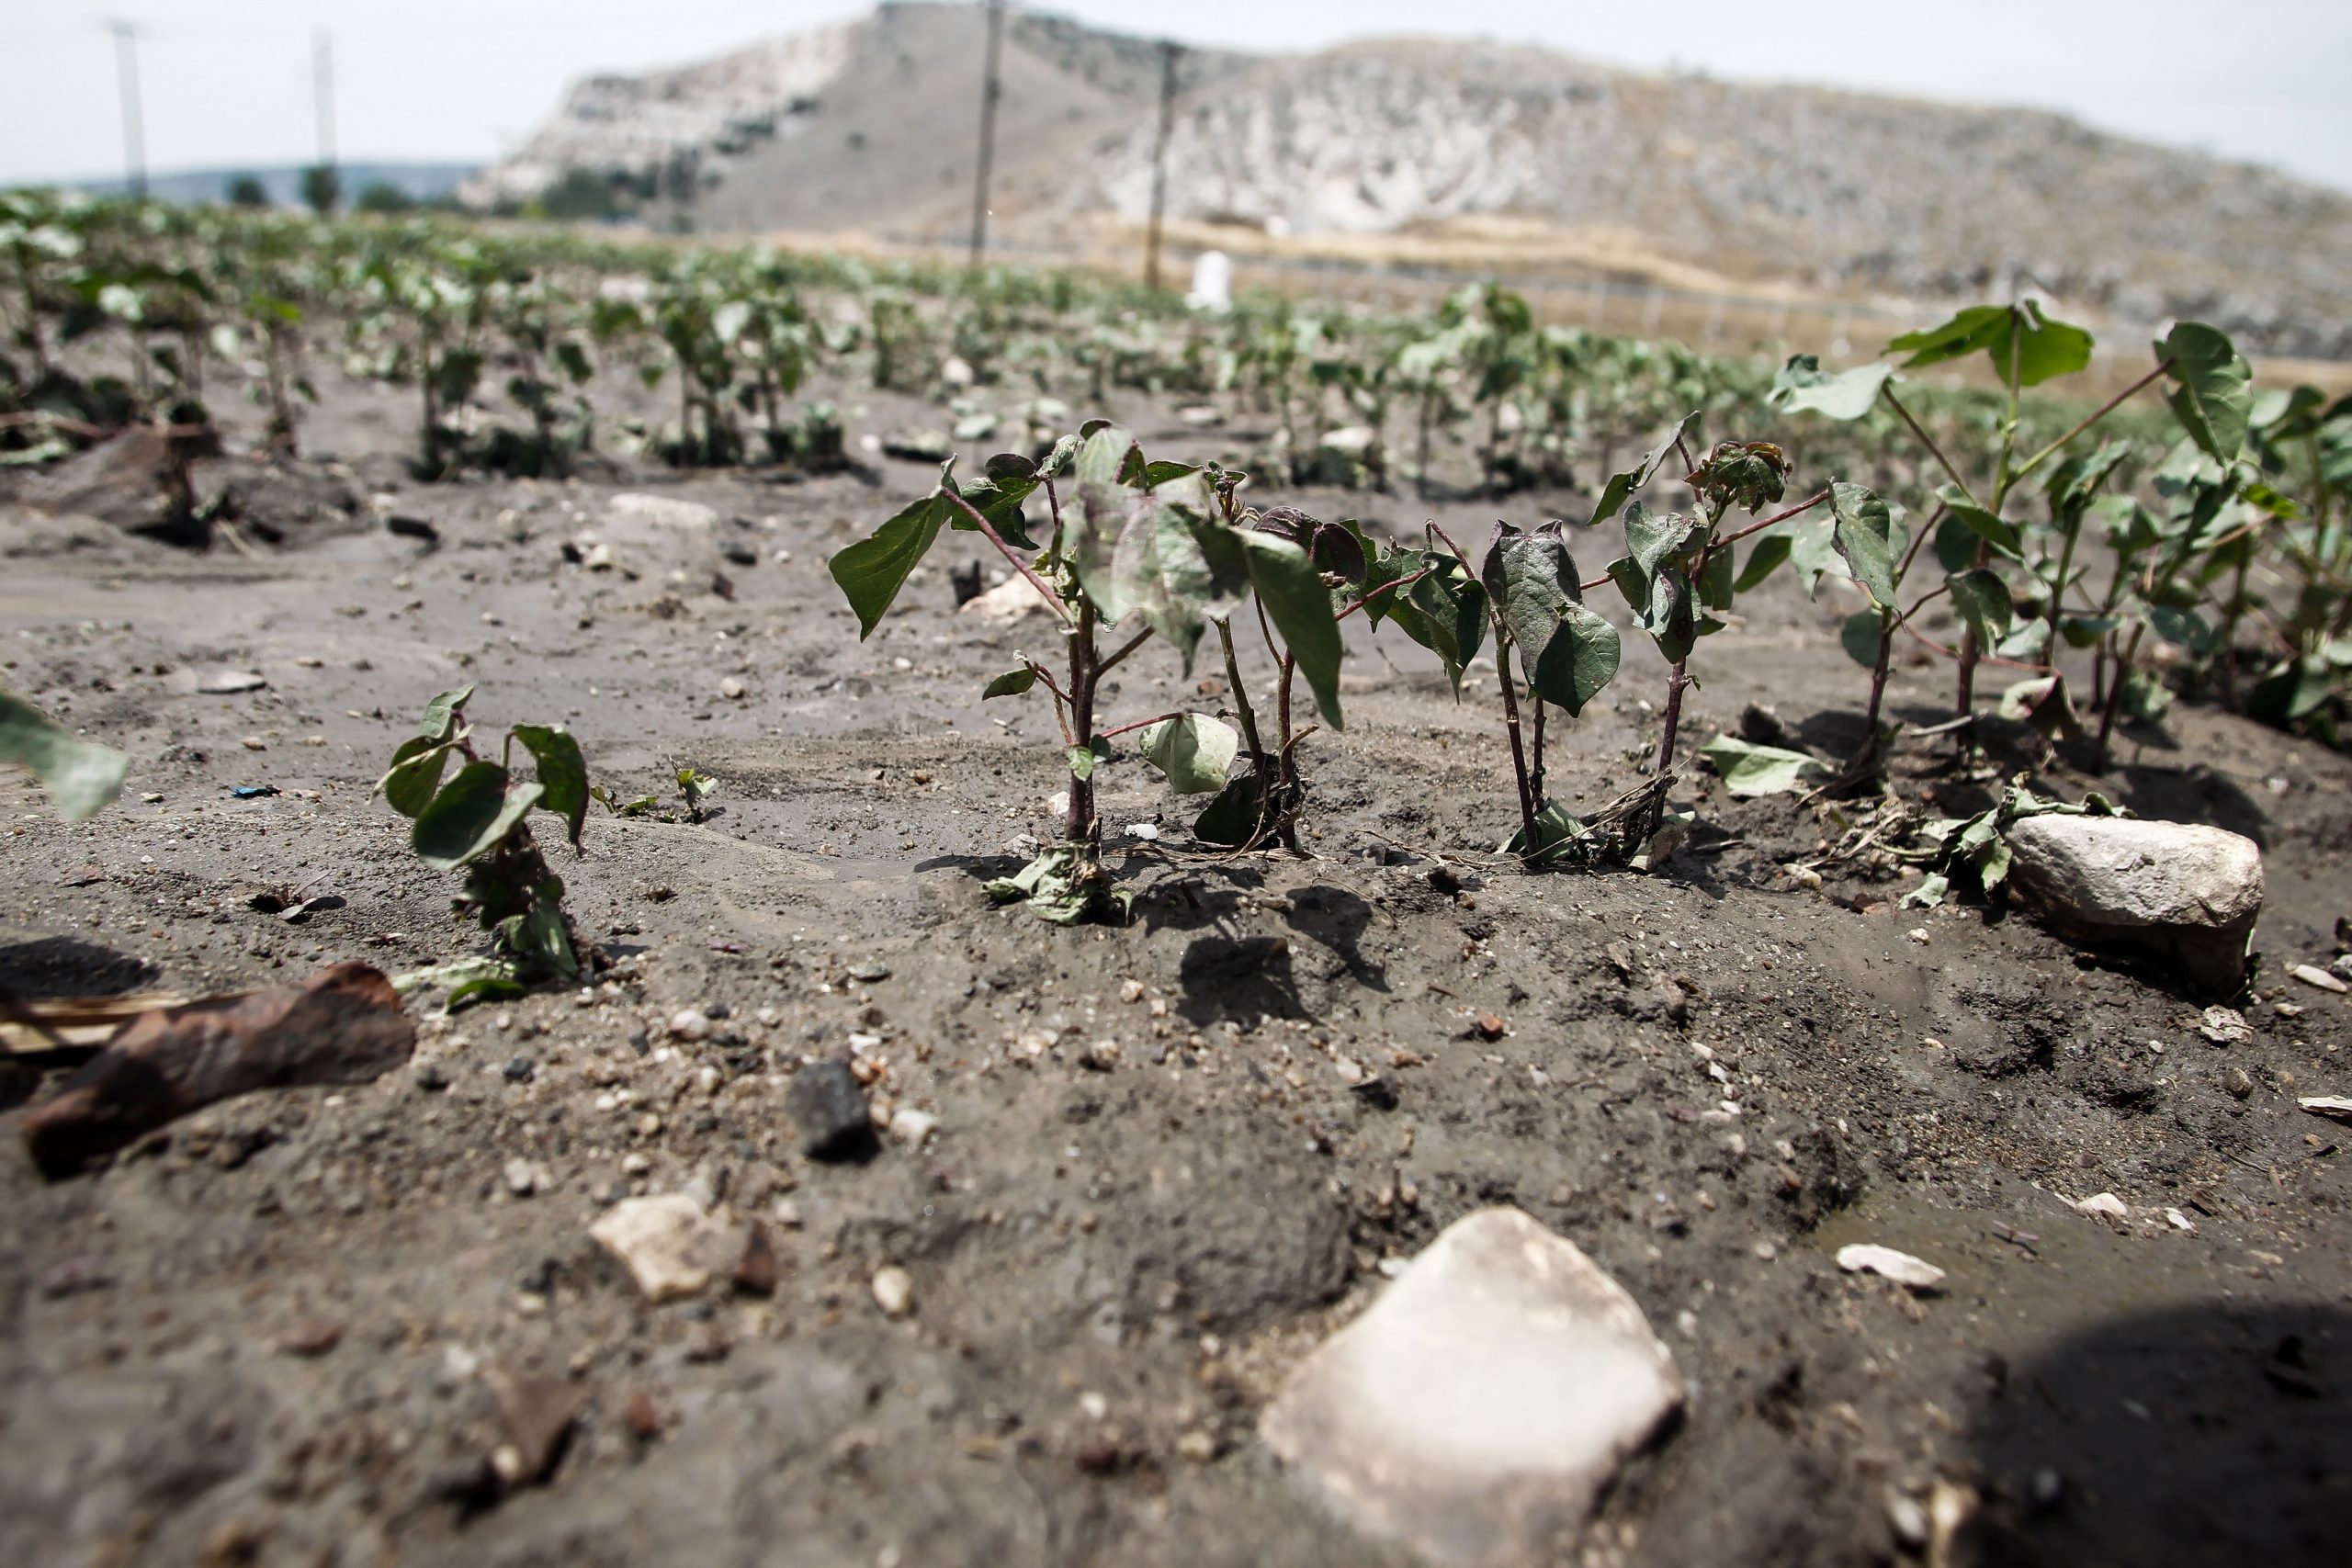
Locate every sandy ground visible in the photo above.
<box><xmin>2</xmin><ymin>352</ymin><xmax>2348</xmax><ymax>1568</ymax></box>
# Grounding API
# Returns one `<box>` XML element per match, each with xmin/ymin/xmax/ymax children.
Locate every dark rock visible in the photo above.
<box><xmin>787</xmin><ymin>1062</ymin><xmax>877</xmax><ymax>1162</ymax></box>
<box><xmin>735</xmin><ymin>1217</ymin><xmax>779</xmax><ymax>1297</ymax></box>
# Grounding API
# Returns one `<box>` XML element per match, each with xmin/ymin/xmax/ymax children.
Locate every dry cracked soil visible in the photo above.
<box><xmin>3</xmin><ymin>358</ymin><xmax>2349</xmax><ymax>1568</ymax></box>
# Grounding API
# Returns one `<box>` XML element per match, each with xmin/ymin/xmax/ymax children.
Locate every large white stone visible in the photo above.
<box><xmin>590</xmin><ymin>1193</ymin><xmax>723</xmax><ymax>1303</ymax></box>
<box><xmin>1261</xmin><ymin>1208</ymin><xmax>1681</xmax><ymax>1568</ymax></box>
<box><xmin>2002</xmin><ymin>815</ymin><xmax>2262</xmax><ymax>990</ymax></box>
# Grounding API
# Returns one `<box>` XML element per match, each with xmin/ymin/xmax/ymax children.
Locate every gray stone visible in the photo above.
<box><xmin>787</xmin><ymin>1062</ymin><xmax>876</xmax><ymax>1162</ymax></box>
<box><xmin>2002</xmin><ymin>816</ymin><xmax>2262</xmax><ymax>991</ymax></box>
<box><xmin>1261</xmin><ymin>1207</ymin><xmax>1681</xmax><ymax>1568</ymax></box>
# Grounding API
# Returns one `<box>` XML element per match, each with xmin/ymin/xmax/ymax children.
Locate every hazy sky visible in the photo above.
<box><xmin>8</xmin><ymin>1</ymin><xmax>2348</xmax><ymax>192</ymax></box>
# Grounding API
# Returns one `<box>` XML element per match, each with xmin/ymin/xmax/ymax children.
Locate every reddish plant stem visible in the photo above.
<box><xmin>1096</xmin><ymin>709</ymin><xmax>1184</xmax><ymax>742</ymax></box>
<box><xmin>1065</xmin><ymin>599</ymin><xmax>1097</xmax><ymax>844</ymax></box>
<box><xmin>942</xmin><ymin>490</ymin><xmax>1071</xmax><ymax>625</ymax></box>
<box><xmin>1336</xmin><ymin>567</ymin><xmax>1435</xmax><ymax>624</ymax></box>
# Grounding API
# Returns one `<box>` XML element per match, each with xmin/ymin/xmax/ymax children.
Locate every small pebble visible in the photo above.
<box><xmin>872</xmin><ymin>1265</ymin><xmax>914</xmax><ymax>1319</ymax></box>
<box><xmin>503</xmin><ymin>1158</ymin><xmax>539</xmax><ymax>1197</ymax></box>
<box><xmin>718</xmin><ymin>677</ymin><xmax>746</xmax><ymax>701</ymax></box>
<box><xmin>669</xmin><ymin>1009</ymin><xmax>712</xmax><ymax>1042</ymax></box>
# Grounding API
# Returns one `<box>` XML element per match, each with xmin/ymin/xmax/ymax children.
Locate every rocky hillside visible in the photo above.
<box><xmin>468</xmin><ymin>2</ymin><xmax>2352</xmax><ymax>356</ymax></box>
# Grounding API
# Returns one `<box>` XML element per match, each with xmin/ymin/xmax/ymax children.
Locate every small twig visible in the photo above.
<box><xmin>2011</xmin><ymin>359</ymin><xmax>2173</xmax><ymax>485</ymax></box>
<box><xmin>1097</xmin><ymin>710</ymin><xmax>1185</xmax><ymax>742</ymax></box>
<box><xmin>1093</xmin><ymin>627</ymin><xmax>1153</xmax><ymax>678</ymax></box>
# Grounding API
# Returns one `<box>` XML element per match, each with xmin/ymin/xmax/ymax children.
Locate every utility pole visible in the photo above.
<box><xmin>105</xmin><ymin>19</ymin><xmax>147</xmax><ymax>199</ymax></box>
<box><xmin>967</xmin><ymin>0</ymin><xmax>1005</xmax><ymax>269</ymax></box>
<box><xmin>314</xmin><ymin>31</ymin><xmax>337</xmax><ymax>183</ymax></box>
<box><xmin>1143</xmin><ymin>41</ymin><xmax>1182</xmax><ymax>291</ymax></box>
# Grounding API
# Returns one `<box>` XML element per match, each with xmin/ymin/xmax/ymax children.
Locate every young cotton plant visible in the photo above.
<box><xmin>828</xmin><ymin>423</ymin><xmax>1350</xmax><ymax>923</ymax></box>
<box><xmin>376</xmin><ymin>686</ymin><xmax>591</xmax><ymax>1001</ymax></box>
<box><xmin>1771</xmin><ymin>306</ymin><xmax>2253</xmax><ymax>761</ymax></box>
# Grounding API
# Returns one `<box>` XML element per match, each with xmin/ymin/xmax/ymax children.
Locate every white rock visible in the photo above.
<box><xmin>958</xmin><ymin>574</ymin><xmax>1053</xmax><ymax>626</ymax></box>
<box><xmin>190</xmin><ymin>668</ymin><xmax>268</xmax><ymax>694</ymax></box>
<box><xmin>718</xmin><ymin>677</ymin><xmax>747</xmax><ymax>701</ymax></box>
<box><xmin>872</xmin><ymin>1265</ymin><xmax>915</xmax><ymax>1318</ymax></box>
<box><xmin>2001</xmin><ymin>816</ymin><xmax>2263</xmax><ymax>990</ymax></box>
<box><xmin>2198</xmin><ymin>1006</ymin><xmax>2253</xmax><ymax>1045</ymax></box>
<box><xmin>889</xmin><ymin>1108</ymin><xmax>938</xmax><ymax>1147</ymax></box>
<box><xmin>2074</xmin><ymin>1191</ymin><xmax>2131</xmax><ymax>1221</ymax></box>
<box><xmin>1124</xmin><ymin>822</ymin><xmax>1160</xmax><ymax>841</ymax></box>
<box><xmin>503</xmin><ymin>1158</ymin><xmax>540</xmax><ymax>1197</ymax></box>
<box><xmin>1318</xmin><ymin>424</ymin><xmax>1377</xmax><ymax>458</ymax></box>
<box><xmin>2164</xmin><ymin>1207</ymin><xmax>2196</xmax><ymax>1233</ymax></box>
<box><xmin>668</xmin><ymin>1008</ymin><xmax>712</xmax><ymax>1043</ymax></box>
<box><xmin>609</xmin><ymin>492</ymin><xmax>718</xmax><ymax>532</ymax></box>
<box><xmin>940</xmin><ymin>355</ymin><xmax>976</xmax><ymax>390</ymax></box>
<box><xmin>1836</xmin><ymin>1244</ymin><xmax>1947</xmax><ymax>1291</ymax></box>
<box><xmin>2289</xmin><ymin>963</ymin><xmax>2349</xmax><ymax>995</ymax></box>
<box><xmin>2299</xmin><ymin>1096</ymin><xmax>2352</xmax><ymax>1122</ymax></box>
<box><xmin>589</xmin><ymin>1193</ymin><xmax>720</xmax><ymax>1303</ymax></box>
<box><xmin>1261</xmin><ymin>1207</ymin><xmax>1681</xmax><ymax>1568</ymax></box>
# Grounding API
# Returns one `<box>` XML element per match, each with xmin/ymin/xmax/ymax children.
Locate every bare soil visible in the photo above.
<box><xmin>3</xmin><ymin>357</ymin><xmax>2348</xmax><ymax>1568</ymax></box>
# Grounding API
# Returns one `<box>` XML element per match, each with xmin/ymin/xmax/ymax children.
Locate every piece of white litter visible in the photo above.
<box><xmin>2298</xmin><ymin>1096</ymin><xmax>2352</xmax><ymax>1122</ymax></box>
<box><xmin>2164</xmin><ymin>1208</ymin><xmax>2196</xmax><ymax>1234</ymax></box>
<box><xmin>2075</xmin><ymin>1192</ymin><xmax>2131</xmax><ymax>1220</ymax></box>
<box><xmin>1835</xmin><ymin>1244</ymin><xmax>1946</xmax><ymax>1291</ymax></box>
<box><xmin>2289</xmin><ymin>964</ymin><xmax>2349</xmax><ymax>995</ymax></box>
<box><xmin>1125</xmin><ymin>822</ymin><xmax>1161</xmax><ymax>841</ymax></box>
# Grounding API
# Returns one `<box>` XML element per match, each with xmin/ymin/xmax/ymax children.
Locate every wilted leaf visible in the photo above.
<box><xmin>981</xmin><ymin>667</ymin><xmax>1037</xmax><ymax>699</ymax></box>
<box><xmin>1770</xmin><ymin>355</ymin><xmax>1894</xmax><ymax>421</ymax></box>
<box><xmin>0</xmin><ymin>693</ymin><xmax>126</xmax><ymax>822</ymax></box>
<box><xmin>1829</xmin><ymin>482</ymin><xmax>1899</xmax><ymax>607</ymax></box>
<box><xmin>1700</xmin><ymin>734</ymin><xmax>1830</xmax><ymax>797</ymax></box>
<box><xmin>1138</xmin><ymin>714</ymin><xmax>1239</xmax><ymax>795</ymax></box>
<box><xmin>1238</xmin><ymin>529</ymin><xmax>1345</xmax><ymax>729</ymax></box>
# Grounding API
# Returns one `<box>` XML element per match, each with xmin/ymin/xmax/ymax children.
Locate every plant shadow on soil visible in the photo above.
<box><xmin>1960</xmin><ymin>1300</ymin><xmax>2351</xmax><ymax>1568</ymax></box>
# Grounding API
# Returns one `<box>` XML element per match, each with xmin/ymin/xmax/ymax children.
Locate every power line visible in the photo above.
<box><xmin>103</xmin><ymin>18</ymin><xmax>147</xmax><ymax>197</ymax></box>
<box><xmin>968</xmin><ymin>0</ymin><xmax>1004</xmax><ymax>270</ymax></box>
<box><xmin>1144</xmin><ymin>41</ymin><xmax>1182</xmax><ymax>291</ymax></box>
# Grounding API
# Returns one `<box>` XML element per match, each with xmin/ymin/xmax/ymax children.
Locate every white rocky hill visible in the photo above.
<box><xmin>465</xmin><ymin>2</ymin><xmax>2352</xmax><ymax>356</ymax></box>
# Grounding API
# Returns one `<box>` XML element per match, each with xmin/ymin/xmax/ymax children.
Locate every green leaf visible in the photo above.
<box><xmin>0</xmin><ymin>692</ymin><xmax>126</xmax><ymax>821</ymax></box>
<box><xmin>1901</xmin><ymin>872</ymin><xmax>1951</xmax><ymax>910</ymax></box>
<box><xmin>1610</xmin><ymin>557</ymin><xmax>1697</xmax><ymax>665</ymax></box>
<box><xmin>1624</xmin><ymin>500</ymin><xmax>1703</xmax><ymax>579</ymax></box>
<box><xmin>2158</xmin><ymin>321</ymin><xmax>2252</xmax><ymax>463</ymax></box>
<box><xmin>413</xmin><ymin>762</ymin><xmax>545</xmax><ymax>872</ymax></box>
<box><xmin>1483</xmin><ymin>524</ymin><xmax>1622</xmax><ymax>716</ymax></box>
<box><xmin>1382</xmin><ymin>557</ymin><xmax>1488</xmax><ymax>693</ymax></box>
<box><xmin>1887</xmin><ymin>301</ymin><xmax>2094</xmax><ymax>388</ymax></box>
<box><xmin>510</xmin><ymin>724</ymin><xmax>589</xmax><ymax>849</ymax></box>
<box><xmin>1138</xmin><ymin>714</ymin><xmax>1240</xmax><ymax>795</ymax></box>
<box><xmin>1589</xmin><ymin>412</ymin><xmax>1698</xmax><ymax>525</ymax></box>
<box><xmin>1829</xmin><ymin>482</ymin><xmax>1899</xmax><ymax>608</ymax></box>
<box><xmin>1694</xmin><ymin>538</ymin><xmax>1736</xmax><ymax>613</ymax></box>
<box><xmin>982</xmin><ymin>667</ymin><xmax>1037</xmax><ymax>699</ymax></box>
<box><xmin>2145</xmin><ymin>604</ymin><xmax>2211</xmax><ymax>651</ymax></box>
<box><xmin>1733</xmin><ymin>536</ymin><xmax>1792</xmax><ymax>592</ymax></box>
<box><xmin>416</xmin><ymin>684</ymin><xmax>475</xmax><ymax>743</ymax></box>
<box><xmin>1947</xmin><ymin>569</ymin><xmax>2013</xmax><ymax>649</ymax></box>
<box><xmin>1699</xmin><ymin>734</ymin><xmax>1830</xmax><ymax>798</ymax></box>
<box><xmin>377</xmin><ymin>735</ymin><xmax>456</xmax><ymax>818</ymax></box>
<box><xmin>829</xmin><ymin>479</ymin><xmax>953</xmax><ymax>637</ymax></box>
<box><xmin>1841</xmin><ymin>608</ymin><xmax>1888</xmax><ymax>670</ymax></box>
<box><xmin>447</xmin><ymin>973</ymin><xmax>528</xmax><ymax>1012</ymax></box>
<box><xmin>1942</xmin><ymin>502</ymin><xmax>2023</xmax><ymax>562</ymax></box>
<box><xmin>1238</xmin><ymin>529</ymin><xmax>1346</xmax><ymax>729</ymax></box>
<box><xmin>1770</xmin><ymin>355</ymin><xmax>1894</xmax><ymax>421</ymax></box>
<box><xmin>1066</xmin><ymin>736</ymin><xmax>1112</xmax><ymax>782</ymax></box>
